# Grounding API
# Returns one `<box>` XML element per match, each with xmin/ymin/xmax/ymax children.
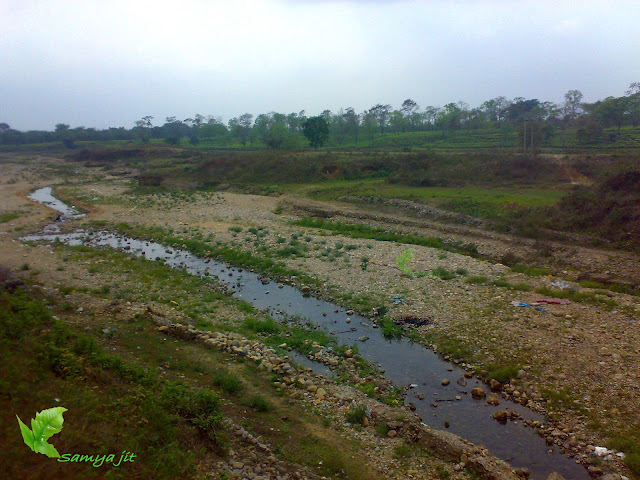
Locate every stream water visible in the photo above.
<box><xmin>23</xmin><ymin>188</ymin><xmax>589</xmax><ymax>480</ymax></box>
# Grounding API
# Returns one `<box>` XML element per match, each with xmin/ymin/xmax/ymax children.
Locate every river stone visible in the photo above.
<box><xmin>442</xmin><ymin>378</ymin><xmax>450</xmax><ymax>386</ymax></box>
<box><xmin>457</xmin><ymin>377</ymin><xmax>467</xmax><ymax>386</ymax></box>
<box><xmin>387</xmin><ymin>429</ymin><xmax>397</xmax><ymax>438</ymax></box>
<box><xmin>316</xmin><ymin>388</ymin><xmax>326</xmax><ymax>398</ymax></box>
<box><xmin>487</xmin><ymin>394</ymin><xmax>501</xmax><ymax>406</ymax></box>
<box><xmin>490</xmin><ymin>379</ymin><xmax>503</xmax><ymax>391</ymax></box>
<box><xmin>492</xmin><ymin>410</ymin><xmax>508</xmax><ymax>423</ymax></box>
<box><xmin>471</xmin><ymin>387</ymin><xmax>486</xmax><ymax>399</ymax></box>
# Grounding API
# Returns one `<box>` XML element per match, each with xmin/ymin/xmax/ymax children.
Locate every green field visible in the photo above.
<box><xmin>288</xmin><ymin>179</ymin><xmax>565</xmax><ymax>221</ymax></box>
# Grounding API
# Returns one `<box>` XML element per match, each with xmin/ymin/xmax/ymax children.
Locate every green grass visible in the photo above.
<box><xmin>295</xmin><ymin>178</ymin><xmax>563</xmax><ymax>221</ymax></box>
<box><xmin>510</xmin><ymin>264</ymin><xmax>552</xmax><ymax>276</ymax></box>
<box><xmin>608</xmin><ymin>437</ymin><xmax>640</xmax><ymax>475</ymax></box>
<box><xmin>345</xmin><ymin>403</ymin><xmax>368</xmax><ymax>424</ymax></box>
<box><xmin>0</xmin><ymin>211</ymin><xmax>20</xmax><ymax>223</ymax></box>
<box><xmin>465</xmin><ymin>275</ymin><xmax>488</xmax><ymax>284</ymax></box>
<box><xmin>212</xmin><ymin>369</ymin><xmax>243</xmax><ymax>395</ymax></box>
<box><xmin>248</xmin><ymin>394</ymin><xmax>273</xmax><ymax>412</ymax></box>
<box><xmin>0</xmin><ymin>284</ymin><xmax>222</xmax><ymax>478</ymax></box>
<box><xmin>432</xmin><ymin>267</ymin><xmax>456</xmax><ymax>280</ymax></box>
<box><xmin>486</xmin><ymin>364</ymin><xmax>521</xmax><ymax>383</ymax></box>
<box><xmin>243</xmin><ymin>317</ymin><xmax>281</xmax><ymax>334</ymax></box>
<box><xmin>290</xmin><ymin>217</ymin><xmax>479</xmax><ymax>257</ymax></box>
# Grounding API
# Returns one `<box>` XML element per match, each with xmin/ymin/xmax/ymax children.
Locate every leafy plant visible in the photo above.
<box><xmin>360</xmin><ymin>257</ymin><xmax>369</xmax><ymax>271</ymax></box>
<box><xmin>17</xmin><ymin>407</ymin><xmax>67</xmax><ymax>458</ymax></box>
<box><xmin>345</xmin><ymin>403</ymin><xmax>368</xmax><ymax>424</ymax></box>
<box><xmin>396</xmin><ymin>248</ymin><xmax>413</xmax><ymax>275</ymax></box>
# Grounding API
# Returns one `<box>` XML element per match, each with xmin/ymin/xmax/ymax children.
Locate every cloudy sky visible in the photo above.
<box><xmin>2</xmin><ymin>0</ymin><xmax>639</xmax><ymax>130</ymax></box>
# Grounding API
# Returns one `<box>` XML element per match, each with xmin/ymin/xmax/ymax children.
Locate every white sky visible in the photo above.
<box><xmin>1</xmin><ymin>0</ymin><xmax>639</xmax><ymax>130</ymax></box>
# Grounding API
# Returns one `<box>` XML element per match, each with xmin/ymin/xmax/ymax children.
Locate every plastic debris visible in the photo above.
<box><xmin>594</xmin><ymin>446</ymin><xmax>613</xmax><ymax>456</ymax></box>
<box><xmin>535</xmin><ymin>298</ymin><xmax>571</xmax><ymax>305</ymax></box>
<box><xmin>391</xmin><ymin>295</ymin><xmax>407</xmax><ymax>304</ymax></box>
<box><xmin>535</xmin><ymin>307</ymin><xmax>547</xmax><ymax>312</ymax></box>
<box><xmin>511</xmin><ymin>301</ymin><xmax>530</xmax><ymax>307</ymax></box>
<box><xmin>551</xmin><ymin>280</ymin><xmax>571</xmax><ymax>289</ymax></box>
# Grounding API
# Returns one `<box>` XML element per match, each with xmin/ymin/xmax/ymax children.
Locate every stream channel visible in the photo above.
<box><xmin>24</xmin><ymin>187</ymin><xmax>589</xmax><ymax>480</ymax></box>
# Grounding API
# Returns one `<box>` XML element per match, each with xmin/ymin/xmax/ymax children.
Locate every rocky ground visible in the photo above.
<box><xmin>1</xmin><ymin>154</ymin><xmax>638</xmax><ymax>480</ymax></box>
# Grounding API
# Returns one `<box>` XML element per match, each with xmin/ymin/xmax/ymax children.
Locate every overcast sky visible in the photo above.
<box><xmin>2</xmin><ymin>0</ymin><xmax>639</xmax><ymax>130</ymax></box>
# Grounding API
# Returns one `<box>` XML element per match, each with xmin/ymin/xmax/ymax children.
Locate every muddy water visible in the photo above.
<box><xmin>23</xmin><ymin>188</ymin><xmax>589</xmax><ymax>480</ymax></box>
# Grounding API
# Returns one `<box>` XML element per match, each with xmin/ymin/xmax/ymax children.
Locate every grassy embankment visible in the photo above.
<box><xmin>0</xmin><ymin>244</ymin><xmax>396</xmax><ymax>480</ymax></box>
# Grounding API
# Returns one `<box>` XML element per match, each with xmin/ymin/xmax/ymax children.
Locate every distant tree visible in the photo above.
<box><xmin>563</xmin><ymin>90</ymin><xmax>584</xmax><ymax>121</ymax></box>
<box><xmin>594</xmin><ymin>96</ymin><xmax>628</xmax><ymax>131</ymax></box>
<box><xmin>228</xmin><ymin>113</ymin><xmax>253</xmax><ymax>146</ymax></box>
<box><xmin>163</xmin><ymin>117</ymin><xmax>184</xmax><ymax>145</ymax></box>
<box><xmin>361</xmin><ymin>110</ymin><xmax>378</xmax><ymax>142</ymax></box>
<box><xmin>369</xmin><ymin>104</ymin><xmax>392</xmax><ymax>134</ymax></box>
<box><xmin>625</xmin><ymin>82</ymin><xmax>640</xmax><ymax>127</ymax></box>
<box><xmin>0</xmin><ymin>122</ymin><xmax>10</xmax><ymax>132</ymax></box>
<box><xmin>401</xmin><ymin>99</ymin><xmax>419</xmax><ymax>131</ymax></box>
<box><xmin>343</xmin><ymin>107</ymin><xmax>360</xmax><ymax>145</ymax></box>
<box><xmin>253</xmin><ymin>112</ymin><xmax>290</xmax><ymax>149</ymax></box>
<box><xmin>134</xmin><ymin>116</ymin><xmax>154</xmax><ymax>142</ymax></box>
<box><xmin>54</xmin><ymin>123</ymin><xmax>75</xmax><ymax>148</ymax></box>
<box><xmin>302</xmin><ymin>116</ymin><xmax>329</xmax><ymax>148</ymax></box>
<box><xmin>389</xmin><ymin>110</ymin><xmax>405</xmax><ymax>134</ymax></box>
<box><xmin>423</xmin><ymin>106</ymin><xmax>439</xmax><ymax>129</ymax></box>
<box><xmin>286</xmin><ymin>110</ymin><xmax>306</xmax><ymax>132</ymax></box>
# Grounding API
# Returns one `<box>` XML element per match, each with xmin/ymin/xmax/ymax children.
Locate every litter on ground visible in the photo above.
<box><xmin>535</xmin><ymin>298</ymin><xmax>571</xmax><ymax>305</ymax></box>
<box><xmin>391</xmin><ymin>295</ymin><xmax>407</xmax><ymax>304</ymax></box>
<box><xmin>551</xmin><ymin>280</ymin><xmax>571</xmax><ymax>289</ymax></box>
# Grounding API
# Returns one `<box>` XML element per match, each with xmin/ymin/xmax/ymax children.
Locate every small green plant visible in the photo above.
<box><xmin>487</xmin><ymin>364</ymin><xmax>521</xmax><ymax>383</ymax></box>
<box><xmin>360</xmin><ymin>257</ymin><xmax>369</xmax><ymax>271</ymax></box>
<box><xmin>20</xmin><ymin>263</ymin><xmax>29</xmax><ymax>271</ymax></box>
<box><xmin>465</xmin><ymin>275</ymin><xmax>488</xmax><ymax>284</ymax></box>
<box><xmin>437</xmin><ymin>466</ymin><xmax>451</xmax><ymax>479</ymax></box>
<box><xmin>212</xmin><ymin>370</ymin><xmax>243</xmax><ymax>395</ymax></box>
<box><xmin>396</xmin><ymin>248</ymin><xmax>413</xmax><ymax>275</ymax></box>
<box><xmin>248</xmin><ymin>394</ymin><xmax>273</xmax><ymax>412</ymax></box>
<box><xmin>432</xmin><ymin>267</ymin><xmax>455</xmax><ymax>280</ymax></box>
<box><xmin>455</xmin><ymin>267</ymin><xmax>468</xmax><ymax>275</ymax></box>
<box><xmin>243</xmin><ymin>317</ymin><xmax>280</xmax><ymax>334</ymax></box>
<box><xmin>392</xmin><ymin>441</ymin><xmax>413</xmax><ymax>459</ymax></box>
<box><xmin>345</xmin><ymin>403</ymin><xmax>368</xmax><ymax>424</ymax></box>
<box><xmin>375</xmin><ymin>423</ymin><xmax>389</xmax><ymax>437</ymax></box>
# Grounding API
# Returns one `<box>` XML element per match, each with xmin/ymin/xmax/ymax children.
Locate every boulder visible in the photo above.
<box><xmin>471</xmin><ymin>387</ymin><xmax>486</xmax><ymax>399</ymax></box>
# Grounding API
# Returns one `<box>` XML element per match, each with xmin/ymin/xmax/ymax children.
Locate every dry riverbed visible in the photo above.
<box><xmin>1</xmin><ymin>155</ymin><xmax>639</xmax><ymax>480</ymax></box>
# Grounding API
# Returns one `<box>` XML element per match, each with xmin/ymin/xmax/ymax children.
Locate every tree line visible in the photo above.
<box><xmin>2</xmin><ymin>83</ymin><xmax>639</xmax><ymax>149</ymax></box>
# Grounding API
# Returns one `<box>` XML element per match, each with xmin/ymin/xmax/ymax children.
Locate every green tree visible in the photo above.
<box><xmin>302</xmin><ymin>116</ymin><xmax>329</xmax><ymax>148</ymax></box>
<box><xmin>343</xmin><ymin>107</ymin><xmax>360</xmax><ymax>145</ymax></box>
